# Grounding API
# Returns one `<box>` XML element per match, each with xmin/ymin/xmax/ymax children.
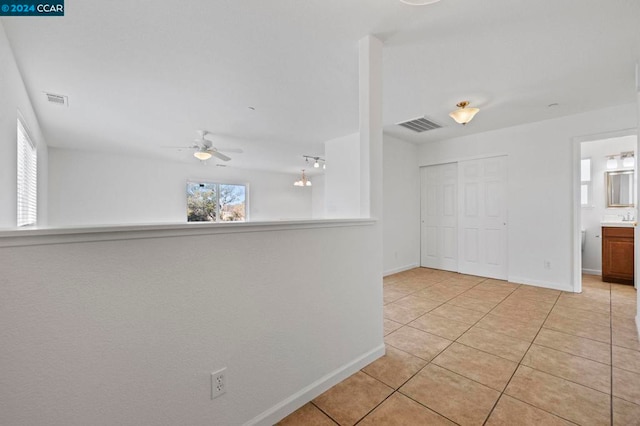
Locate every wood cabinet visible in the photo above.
<box><xmin>602</xmin><ymin>226</ymin><xmax>634</xmax><ymax>285</ymax></box>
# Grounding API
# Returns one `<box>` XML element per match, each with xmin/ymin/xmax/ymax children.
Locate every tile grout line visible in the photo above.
<box><xmin>428</xmin><ymin>280</ymin><xmax>524</xmax><ymax>426</ymax></box>
<box><xmin>428</xmin><ymin>278</ymin><xmax>567</xmax><ymax>424</ymax></box>
<box><xmin>373</xmin><ymin>272</ymin><xmax>479</xmax><ymax>423</ymax></box>
<box><xmin>515</xmin><ymin>357</ymin><xmax>612</xmax><ymax>396</ymax></box>
<box><xmin>351</xmin><ymin>389</ymin><xmax>396</xmax><ymax>426</ymax></box>
<box><xmin>540</xmin><ymin>324</ymin><xmax>610</xmax><ymax>344</ymax></box>
<box><xmin>395</xmin><ymin>390</ymin><xmax>462</xmax><ymax>425</ymax></box>
<box><xmin>379</xmin><ymin>272</ymin><xmax>630</xmax><ymax>425</ymax></box>
<box><xmin>308</xmin><ymin>401</ymin><xmax>341</xmax><ymax>425</ymax></box>
<box><xmin>481</xmin><ymin>289</ymin><xmax>563</xmax><ymax>425</ymax></box>
<box><xmin>370</xmin><ymin>274</ymin><xmax>496</xmax><ymax>424</ymax></box>
<box><xmin>424</xmin><ymin>362</ymin><xmax>507</xmax><ymax>393</ymax></box>
<box><xmin>357</xmin><ymin>344</ymin><xmax>462</xmax><ymax>425</ymax></box>
<box><xmin>500</xmin><ymin>394</ymin><xmax>581</xmax><ymax>426</ymax></box>
<box><xmin>610</xmin><ymin>281</ymin><xmax>613</xmax><ymax>426</ymax></box>
<box><xmin>415</xmin><ymin>277</ymin><xmax>585</xmax><ymax>424</ymax></box>
<box><xmin>289</xmin><ymin>273</ymin><xmax>510</xmax><ymax>424</ymax></box>
<box><xmin>536</xmin><ymin>323</ymin><xmax>613</xmax><ymax>345</ymax></box>
<box><xmin>531</xmin><ymin>340</ymin><xmax>610</xmax><ymax>366</ymax></box>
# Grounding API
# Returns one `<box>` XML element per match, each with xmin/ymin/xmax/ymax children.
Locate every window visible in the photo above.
<box><xmin>581</xmin><ymin>158</ymin><xmax>591</xmax><ymax>207</ymax></box>
<box><xmin>17</xmin><ymin>119</ymin><xmax>37</xmax><ymax>227</ymax></box>
<box><xmin>186</xmin><ymin>181</ymin><xmax>246</xmax><ymax>222</ymax></box>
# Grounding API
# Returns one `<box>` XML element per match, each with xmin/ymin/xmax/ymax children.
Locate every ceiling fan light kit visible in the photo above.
<box><xmin>164</xmin><ymin>130</ymin><xmax>243</xmax><ymax>163</ymax></box>
<box><xmin>449</xmin><ymin>101</ymin><xmax>480</xmax><ymax>125</ymax></box>
<box><xmin>194</xmin><ymin>150</ymin><xmax>212</xmax><ymax>161</ymax></box>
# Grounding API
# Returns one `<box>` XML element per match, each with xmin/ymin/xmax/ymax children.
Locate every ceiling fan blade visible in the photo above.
<box><xmin>161</xmin><ymin>145</ymin><xmax>197</xmax><ymax>149</ymax></box>
<box><xmin>209</xmin><ymin>150</ymin><xmax>231</xmax><ymax>161</ymax></box>
<box><xmin>217</xmin><ymin>148</ymin><xmax>244</xmax><ymax>154</ymax></box>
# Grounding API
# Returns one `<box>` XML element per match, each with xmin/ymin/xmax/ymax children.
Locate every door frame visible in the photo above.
<box><xmin>572</xmin><ymin>128</ymin><xmax>638</xmax><ymax>294</ymax></box>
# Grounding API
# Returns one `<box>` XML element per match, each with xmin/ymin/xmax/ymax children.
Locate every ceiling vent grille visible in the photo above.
<box><xmin>44</xmin><ymin>92</ymin><xmax>69</xmax><ymax>107</ymax></box>
<box><xmin>397</xmin><ymin>116</ymin><xmax>441</xmax><ymax>133</ymax></box>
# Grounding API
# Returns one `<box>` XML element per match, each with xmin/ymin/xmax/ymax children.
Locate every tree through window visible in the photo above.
<box><xmin>187</xmin><ymin>182</ymin><xmax>246</xmax><ymax>222</ymax></box>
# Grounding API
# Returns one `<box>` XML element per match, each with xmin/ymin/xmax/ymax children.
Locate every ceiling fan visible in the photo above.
<box><xmin>166</xmin><ymin>130</ymin><xmax>243</xmax><ymax>162</ymax></box>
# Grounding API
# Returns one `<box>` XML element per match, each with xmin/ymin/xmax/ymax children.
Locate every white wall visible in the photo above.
<box><xmin>420</xmin><ymin>103</ymin><xmax>638</xmax><ymax>292</ymax></box>
<box><xmin>581</xmin><ymin>135</ymin><xmax>637</xmax><ymax>275</ymax></box>
<box><xmin>311</xmin><ymin>174</ymin><xmax>326</xmax><ymax>218</ymax></box>
<box><xmin>0</xmin><ymin>223</ymin><xmax>383</xmax><ymax>426</ymax></box>
<box><xmin>48</xmin><ymin>148</ymin><xmax>312</xmax><ymax>226</ymax></box>
<box><xmin>0</xmin><ymin>22</ymin><xmax>48</xmax><ymax>228</ymax></box>
<box><xmin>324</xmin><ymin>132</ymin><xmax>360</xmax><ymax>218</ymax></box>
<box><xmin>383</xmin><ymin>134</ymin><xmax>420</xmax><ymax>275</ymax></box>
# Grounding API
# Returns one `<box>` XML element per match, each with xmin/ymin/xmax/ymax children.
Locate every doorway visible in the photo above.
<box><xmin>573</xmin><ymin>130</ymin><xmax>638</xmax><ymax>292</ymax></box>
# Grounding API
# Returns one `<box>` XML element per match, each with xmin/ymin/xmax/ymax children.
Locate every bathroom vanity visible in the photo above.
<box><xmin>601</xmin><ymin>223</ymin><xmax>635</xmax><ymax>285</ymax></box>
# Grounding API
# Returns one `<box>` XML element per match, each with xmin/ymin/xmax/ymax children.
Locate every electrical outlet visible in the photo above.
<box><xmin>211</xmin><ymin>368</ymin><xmax>226</xmax><ymax>400</ymax></box>
<box><xmin>544</xmin><ymin>260</ymin><xmax>551</xmax><ymax>269</ymax></box>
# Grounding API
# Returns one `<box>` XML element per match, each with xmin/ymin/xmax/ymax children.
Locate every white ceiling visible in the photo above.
<box><xmin>2</xmin><ymin>0</ymin><xmax>639</xmax><ymax>174</ymax></box>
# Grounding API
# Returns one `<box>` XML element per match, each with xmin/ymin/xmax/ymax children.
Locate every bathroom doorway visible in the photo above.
<box><xmin>574</xmin><ymin>130</ymin><xmax>638</xmax><ymax>292</ymax></box>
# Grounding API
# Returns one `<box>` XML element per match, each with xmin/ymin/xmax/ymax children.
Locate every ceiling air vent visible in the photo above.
<box><xmin>397</xmin><ymin>116</ymin><xmax>441</xmax><ymax>133</ymax></box>
<box><xmin>44</xmin><ymin>92</ymin><xmax>69</xmax><ymax>107</ymax></box>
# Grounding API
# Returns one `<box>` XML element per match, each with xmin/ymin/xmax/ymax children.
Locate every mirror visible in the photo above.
<box><xmin>606</xmin><ymin>170</ymin><xmax>635</xmax><ymax>207</ymax></box>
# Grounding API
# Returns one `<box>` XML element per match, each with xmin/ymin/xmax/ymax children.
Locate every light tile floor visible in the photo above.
<box><xmin>278</xmin><ymin>268</ymin><xmax>640</xmax><ymax>426</ymax></box>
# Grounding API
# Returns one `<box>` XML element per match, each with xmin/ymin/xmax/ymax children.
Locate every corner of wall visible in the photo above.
<box><xmin>383</xmin><ymin>263</ymin><xmax>419</xmax><ymax>277</ymax></box>
<box><xmin>508</xmin><ymin>275</ymin><xmax>574</xmax><ymax>293</ymax></box>
<box><xmin>244</xmin><ymin>344</ymin><xmax>384</xmax><ymax>426</ymax></box>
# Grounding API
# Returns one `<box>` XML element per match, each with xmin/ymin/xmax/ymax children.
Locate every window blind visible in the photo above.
<box><xmin>17</xmin><ymin>119</ymin><xmax>37</xmax><ymax>227</ymax></box>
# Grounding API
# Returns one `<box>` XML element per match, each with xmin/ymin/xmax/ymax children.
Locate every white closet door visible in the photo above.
<box><xmin>458</xmin><ymin>156</ymin><xmax>508</xmax><ymax>279</ymax></box>
<box><xmin>421</xmin><ymin>163</ymin><xmax>458</xmax><ymax>271</ymax></box>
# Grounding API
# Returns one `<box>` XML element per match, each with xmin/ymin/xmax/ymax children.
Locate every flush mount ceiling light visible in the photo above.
<box><xmin>449</xmin><ymin>101</ymin><xmax>480</xmax><ymax>125</ymax></box>
<box><xmin>194</xmin><ymin>149</ymin><xmax>212</xmax><ymax>161</ymax></box>
<box><xmin>399</xmin><ymin>0</ymin><xmax>441</xmax><ymax>5</ymax></box>
<box><xmin>293</xmin><ymin>170</ymin><xmax>312</xmax><ymax>187</ymax></box>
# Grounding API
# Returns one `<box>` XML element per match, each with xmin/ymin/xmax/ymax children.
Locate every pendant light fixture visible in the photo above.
<box><xmin>293</xmin><ymin>170</ymin><xmax>312</xmax><ymax>187</ymax></box>
<box><xmin>449</xmin><ymin>101</ymin><xmax>480</xmax><ymax>125</ymax></box>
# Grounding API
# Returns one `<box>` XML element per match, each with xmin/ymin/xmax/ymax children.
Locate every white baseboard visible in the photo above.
<box><xmin>508</xmin><ymin>276</ymin><xmax>574</xmax><ymax>293</ymax></box>
<box><xmin>383</xmin><ymin>263</ymin><xmax>419</xmax><ymax>277</ymax></box>
<box><xmin>582</xmin><ymin>269</ymin><xmax>602</xmax><ymax>276</ymax></box>
<box><xmin>244</xmin><ymin>343</ymin><xmax>386</xmax><ymax>426</ymax></box>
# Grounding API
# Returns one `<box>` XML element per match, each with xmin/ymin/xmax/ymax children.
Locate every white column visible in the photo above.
<box><xmin>359</xmin><ymin>35</ymin><xmax>384</xmax><ymax>346</ymax></box>
<box><xmin>359</xmin><ymin>35</ymin><xmax>383</xmax><ymax>219</ymax></box>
